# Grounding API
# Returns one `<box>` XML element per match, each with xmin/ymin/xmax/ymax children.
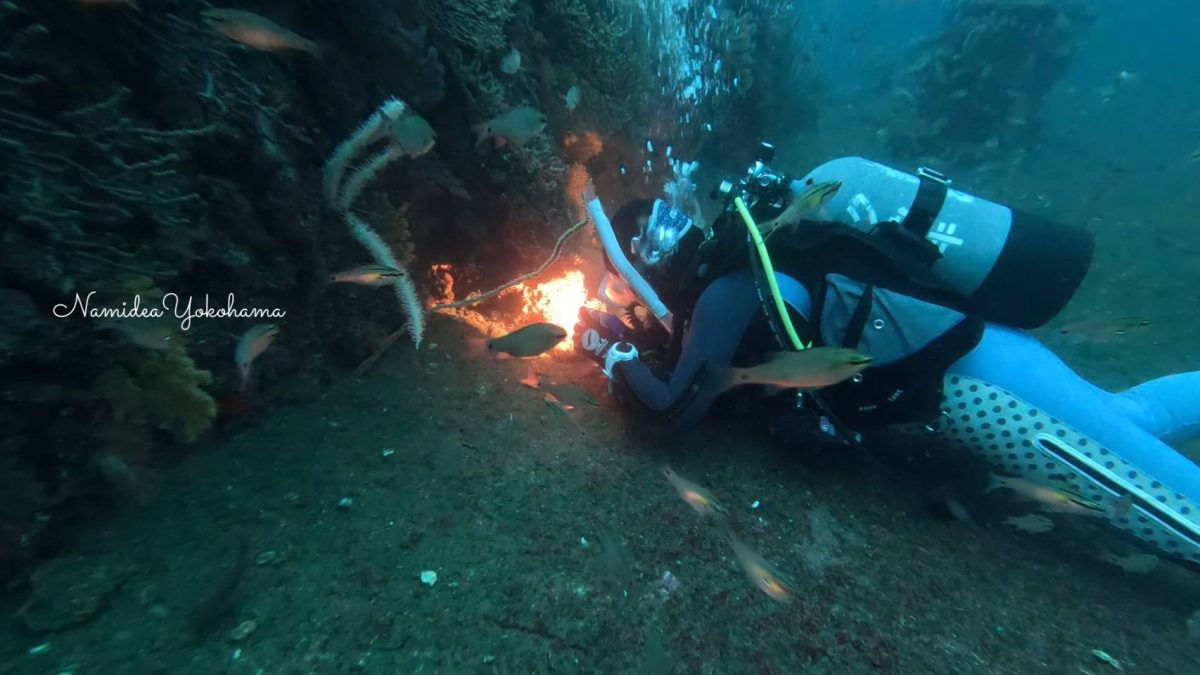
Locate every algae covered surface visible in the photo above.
<box><xmin>2</xmin><ymin>316</ymin><xmax>1198</xmax><ymax>674</ymax></box>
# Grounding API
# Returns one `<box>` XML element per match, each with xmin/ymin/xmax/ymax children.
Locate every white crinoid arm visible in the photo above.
<box><xmin>324</xmin><ymin>97</ymin><xmax>427</xmax><ymax>348</ymax></box>
<box><xmin>345</xmin><ymin>212</ymin><xmax>425</xmax><ymax>347</ymax></box>
<box><xmin>322</xmin><ymin>97</ymin><xmax>409</xmax><ymax>205</ymax></box>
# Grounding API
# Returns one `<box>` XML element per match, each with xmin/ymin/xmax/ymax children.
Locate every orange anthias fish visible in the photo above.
<box><xmin>543</xmin><ymin>392</ymin><xmax>575</xmax><ymax>412</ymax></box>
<box><xmin>234</xmin><ymin>323</ymin><xmax>279</xmax><ymax>390</ymax></box>
<box><xmin>544</xmin><ymin>392</ymin><xmax>584</xmax><ymax>434</ymax></box>
<box><xmin>202</xmin><ymin>8</ymin><xmax>321</xmax><ymax>54</ymax></box>
<box><xmin>725</xmin><ymin>532</ymin><xmax>799</xmax><ymax>603</ymax></box>
<box><xmin>662</xmin><ymin>466</ymin><xmax>726</xmax><ymax>520</ymax></box>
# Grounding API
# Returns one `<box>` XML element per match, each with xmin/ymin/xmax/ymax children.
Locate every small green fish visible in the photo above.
<box><xmin>499</xmin><ymin>48</ymin><xmax>522</xmax><ymax>75</ymax></box>
<box><xmin>1047</xmin><ymin>316</ymin><xmax>1151</xmax><ymax>345</ymax></box>
<box><xmin>540</xmin><ymin>381</ymin><xmax>598</xmax><ymax>407</ymax></box>
<box><xmin>388</xmin><ymin>114</ymin><xmax>435</xmax><ymax>158</ymax></box>
<box><xmin>714</xmin><ymin>347</ymin><xmax>872</xmax><ymax>393</ymax></box>
<box><xmin>329</xmin><ymin>264</ymin><xmax>405</xmax><ymax>286</ymax></box>
<box><xmin>987</xmin><ymin>475</ymin><xmax>1106</xmax><ymax>516</ymax></box>
<box><xmin>763</xmin><ymin>180</ymin><xmax>841</xmax><ymax>238</ymax></box>
<box><xmin>473</xmin><ymin>107</ymin><xmax>548</xmax><ymax>149</ymax></box>
<box><xmin>487</xmin><ymin>322</ymin><xmax>567</xmax><ymax>357</ymax></box>
<box><xmin>234</xmin><ymin>323</ymin><xmax>279</xmax><ymax>389</ymax></box>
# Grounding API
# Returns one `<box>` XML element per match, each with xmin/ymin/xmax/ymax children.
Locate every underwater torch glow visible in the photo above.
<box><xmin>520</xmin><ymin>270</ymin><xmax>602</xmax><ymax>351</ymax></box>
<box><xmin>431</xmin><ymin>264</ymin><xmax>601</xmax><ymax>354</ymax></box>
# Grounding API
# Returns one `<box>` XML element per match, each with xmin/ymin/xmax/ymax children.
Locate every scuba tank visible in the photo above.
<box><xmin>713</xmin><ymin>147</ymin><xmax>1094</xmax><ymax>329</ymax></box>
<box><xmin>797</xmin><ymin>156</ymin><xmax>1093</xmax><ymax>329</ymax></box>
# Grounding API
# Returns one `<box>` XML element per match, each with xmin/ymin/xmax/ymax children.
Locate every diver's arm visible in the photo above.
<box><xmin>612</xmin><ymin>271</ymin><xmax>779</xmax><ymax>428</ymax></box>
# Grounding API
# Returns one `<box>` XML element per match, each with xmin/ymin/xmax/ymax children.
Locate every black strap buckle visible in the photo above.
<box><xmin>842</xmin><ymin>284</ymin><xmax>875</xmax><ymax>349</ymax></box>
<box><xmin>901</xmin><ymin>167</ymin><xmax>951</xmax><ymax>238</ymax></box>
<box><xmin>873</xmin><ymin>166</ymin><xmax>951</xmax><ymax>266</ymax></box>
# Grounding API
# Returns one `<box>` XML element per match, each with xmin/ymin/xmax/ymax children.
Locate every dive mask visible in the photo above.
<box><xmin>631</xmin><ymin>199</ymin><xmax>694</xmax><ymax>267</ymax></box>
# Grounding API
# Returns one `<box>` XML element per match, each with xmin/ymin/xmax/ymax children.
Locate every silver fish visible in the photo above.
<box><xmin>473</xmin><ymin>107</ymin><xmax>547</xmax><ymax>149</ymax></box>
<box><xmin>499</xmin><ymin>48</ymin><xmax>521</xmax><ymax>75</ymax></box>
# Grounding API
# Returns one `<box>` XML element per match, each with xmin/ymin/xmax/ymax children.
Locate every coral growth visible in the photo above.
<box><xmin>0</xmin><ymin>86</ymin><xmax>212</xmax><ymax>234</ymax></box>
<box><xmin>564</xmin><ymin>163</ymin><xmax>592</xmax><ymax>221</ymax></box>
<box><xmin>392</xmin><ymin>24</ymin><xmax>448</xmax><ymax>106</ymax></box>
<box><xmin>561</xmin><ymin>133</ymin><xmax>603</xmax><ymax>220</ymax></box>
<box><xmin>563</xmin><ymin>131</ymin><xmax>603</xmax><ymax>164</ymax></box>
<box><xmin>409</xmin><ymin>155</ymin><xmax>473</xmax><ymax>202</ymax></box>
<box><xmin>538</xmin><ymin>0</ymin><xmax>637</xmax><ymax>100</ymax></box>
<box><xmin>889</xmin><ymin>0</ymin><xmax>1093</xmax><ymax>158</ymax></box>
<box><xmin>94</xmin><ymin>347</ymin><xmax>217</xmax><ymax>447</ymax></box>
<box><xmin>443</xmin><ymin>47</ymin><xmax>508</xmax><ymax>118</ymax></box>
<box><xmin>423</xmin><ymin>0</ymin><xmax>517</xmax><ymax>56</ymax></box>
<box><xmin>0</xmin><ymin>8</ymin><xmax>218</xmax><ymax>292</ymax></box>
<box><xmin>362</xmin><ymin>196</ymin><xmax>418</xmax><ymax>271</ymax></box>
<box><xmin>530</xmin><ymin>0</ymin><xmax>647</xmax><ymax>138</ymax></box>
<box><xmin>0</xmin><ymin>0</ymin><xmax>330</xmax><ymax>579</ymax></box>
<box><xmin>509</xmin><ymin>133</ymin><xmax>570</xmax><ymax>197</ymax></box>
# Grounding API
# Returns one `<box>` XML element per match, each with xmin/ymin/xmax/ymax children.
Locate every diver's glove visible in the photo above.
<box><xmin>574</xmin><ymin>307</ymin><xmax>629</xmax><ymax>365</ymax></box>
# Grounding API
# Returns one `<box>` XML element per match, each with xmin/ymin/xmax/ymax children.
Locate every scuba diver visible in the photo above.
<box><xmin>572</xmin><ymin>144</ymin><xmax>1200</xmax><ymax>565</ymax></box>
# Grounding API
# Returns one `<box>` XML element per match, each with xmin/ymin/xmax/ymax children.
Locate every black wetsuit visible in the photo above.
<box><xmin>610</xmin><ymin>268</ymin><xmax>983</xmax><ymax>435</ymax></box>
<box><xmin>611</xmin><ymin>270</ymin><xmax>806</xmax><ymax>429</ymax></box>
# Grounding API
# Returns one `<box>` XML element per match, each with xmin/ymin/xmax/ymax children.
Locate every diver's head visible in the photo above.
<box><xmin>605</xmin><ymin>197</ymin><xmax>702</xmax><ymax>307</ymax></box>
<box><xmin>611</xmin><ymin>198</ymin><xmax>697</xmax><ymax>267</ymax></box>
<box><xmin>635</xmin><ymin>200</ymin><xmax>695</xmax><ymax>266</ymax></box>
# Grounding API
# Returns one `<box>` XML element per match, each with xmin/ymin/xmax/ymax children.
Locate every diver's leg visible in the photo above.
<box><xmin>1114</xmin><ymin>373</ymin><xmax>1200</xmax><ymax>443</ymax></box>
<box><xmin>941</xmin><ymin>324</ymin><xmax>1200</xmax><ymax>562</ymax></box>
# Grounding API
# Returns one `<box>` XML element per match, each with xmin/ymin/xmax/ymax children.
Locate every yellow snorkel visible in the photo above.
<box><xmin>732</xmin><ymin>195</ymin><xmax>811</xmax><ymax>351</ymax></box>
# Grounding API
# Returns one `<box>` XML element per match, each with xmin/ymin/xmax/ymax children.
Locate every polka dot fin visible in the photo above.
<box><xmin>928</xmin><ymin>375</ymin><xmax>1200</xmax><ymax>563</ymax></box>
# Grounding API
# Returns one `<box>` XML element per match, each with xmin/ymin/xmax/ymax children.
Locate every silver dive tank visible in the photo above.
<box><xmin>796</xmin><ymin>156</ymin><xmax>1094</xmax><ymax>329</ymax></box>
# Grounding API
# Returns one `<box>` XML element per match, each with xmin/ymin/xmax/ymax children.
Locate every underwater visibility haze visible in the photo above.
<box><xmin>2</xmin><ymin>0</ymin><xmax>1200</xmax><ymax>672</ymax></box>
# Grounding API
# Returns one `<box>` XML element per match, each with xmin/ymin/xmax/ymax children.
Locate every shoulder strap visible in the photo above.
<box><xmin>842</xmin><ymin>284</ymin><xmax>875</xmax><ymax>349</ymax></box>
